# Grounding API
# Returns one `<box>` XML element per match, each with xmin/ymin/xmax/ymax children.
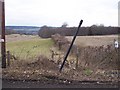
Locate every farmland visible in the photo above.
<box><xmin>67</xmin><ymin>35</ymin><xmax>118</xmax><ymax>47</ymax></box>
<box><xmin>5</xmin><ymin>34</ymin><xmax>118</xmax><ymax>65</ymax></box>
<box><xmin>6</xmin><ymin>34</ymin><xmax>54</xmax><ymax>60</ymax></box>
<box><xmin>2</xmin><ymin>34</ymin><xmax>119</xmax><ymax>86</ymax></box>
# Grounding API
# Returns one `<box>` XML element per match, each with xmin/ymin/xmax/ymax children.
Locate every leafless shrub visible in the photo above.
<box><xmin>78</xmin><ymin>45</ymin><xmax>118</xmax><ymax>70</ymax></box>
<box><xmin>51</xmin><ymin>34</ymin><xmax>78</xmax><ymax>55</ymax></box>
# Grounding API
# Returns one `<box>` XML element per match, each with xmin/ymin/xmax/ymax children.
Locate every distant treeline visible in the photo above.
<box><xmin>5</xmin><ymin>26</ymin><xmax>40</xmax><ymax>35</ymax></box>
<box><xmin>5</xmin><ymin>29</ymin><xmax>18</xmax><ymax>35</ymax></box>
<box><xmin>38</xmin><ymin>25</ymin><xmax>120</xmax><ymax>38</ymax></box>
<box><xmin>5</xmin><ymin>29</ymin><xmax>38</xmax><ymax>35</ymax></box>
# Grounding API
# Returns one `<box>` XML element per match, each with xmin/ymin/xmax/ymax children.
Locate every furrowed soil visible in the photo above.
<box><xmin>67</xmin><ymin>35</ymin><xmax>118</xmax><ymax>47</ymax></box>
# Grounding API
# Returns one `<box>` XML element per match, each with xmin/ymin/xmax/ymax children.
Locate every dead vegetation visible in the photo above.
<box><xmin>78</xmin><ymin>45</ymin><xmax>119</xmax><ymax>70</ymax></box>
<box><xmin>2</xmin><ymin>53</ymin><xmax>119</xmax><ymax>82</ymax></box>
<box><xmin>51</xmin><ymin>34</ymin><xmax>119</xmax><ymax>70</ymax></box>
<box><xmin>51</xmin><ymin>34</ymin><xmax>78</xmax><ymax>55</ymax></box>
<box><xmin>51</xmin><ymin>34</ymin><xmax>70</xmax><ymax>51</ymax></box>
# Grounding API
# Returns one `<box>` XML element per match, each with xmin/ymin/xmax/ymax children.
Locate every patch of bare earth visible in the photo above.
<box><xmin>5</xmin><ymin>34</ymin><xmax>40</xmax><ymax>42</ymax></box>
<box><xmin>67</xmin><ymin>35</ymin><xmax>118</xmax><ymax>47</ymax></box>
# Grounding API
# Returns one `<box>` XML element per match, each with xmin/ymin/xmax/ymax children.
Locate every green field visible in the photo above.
<box><xmin>6</xmin><ymin>38</ymin><xmax>54</xmax><ymax>60</ymax></box>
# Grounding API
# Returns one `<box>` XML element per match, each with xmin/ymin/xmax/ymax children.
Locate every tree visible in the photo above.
<box><xmin>5</xmin><ymin>29</ymin><xmax>17</xmax><ymax>35</ymax></box>
<box><xmin>61</xmin><ymin>22</ymin><xmax>68</xmax><ymax>27</ymax></box>
<box><xmin>99</xmin><ymin>24</ymin><xmax>104</xmax><ymax>27</ymax></box>
<box><xmin>88</xmin><ymin>27</ymin><xmax>92</xmax><ymax>35</ymax></box>
<box><xmin>91</xmin><ymin>24</ymin><xmax>98</xmax><ymax>27</ymax></box>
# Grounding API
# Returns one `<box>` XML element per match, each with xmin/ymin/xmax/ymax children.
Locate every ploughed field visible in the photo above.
<box><xmin>66</xmin><ymin>35</ymin><xmax>118</xmax><ymax>47</ymax></box>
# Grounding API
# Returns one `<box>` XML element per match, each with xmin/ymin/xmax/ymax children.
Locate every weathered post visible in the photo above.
<box><xmin>76</xmin><ymin>47</ymin><xmax>79</xmax><ymax>69</ymax></box>
<box><xmin>0</xmin><ymin>0</ymin><xmax>6</xmax><ymax>68</ymax></box>
<box><xmin>59</xmin><ymin>20</ymin><xmax>83</xmax><ymax>72</ymax></box>
<box><xmin>7</xmin><ymin>51</ymin><xmax>10</xmax><ymax>67</ymax></box>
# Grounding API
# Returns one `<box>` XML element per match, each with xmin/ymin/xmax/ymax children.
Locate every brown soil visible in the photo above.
<box><xmin>67</xmin><ymin>35</ymin><xmax>118</xmax><ymax>47</ymax></box>
<box><xmin>5</xmin><ymin>34</ymin><xmax>40</xmax><ymax>42</ymax></box>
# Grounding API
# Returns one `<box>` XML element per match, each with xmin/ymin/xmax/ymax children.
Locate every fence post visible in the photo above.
<box><xmin>76</xmin><ymin>47</ymin><xmax>79</xmax><ymax>69</ymax></box>
<box><xmin>7</xmin><ymin>51</ymin><xmax>10</xmax><ymax>67</ymax></box>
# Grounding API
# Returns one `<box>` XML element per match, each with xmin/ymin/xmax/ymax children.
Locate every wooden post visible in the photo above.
<box><xmin>76</xmin><ymin>47</ymin><xmax>79</xmax><ymax>69</ymax></box>
<box><xmin>50</xmin><ymin>49</ymin><xmax>55</xmax><ymax>60</ymax></box>
<box><xmin>7</xmin><ymin>51</ymin><xmax>10</xmax><ymax>67</ymax></box>
<box><xmin>51</xmin><ymin>51</ymin><xmax>54</xmax><ymax>60</ymax></box>
<box><xmin>59</xmin><ymin>20</ymin><xmax>83</xmax><ymax>72</ymax></box>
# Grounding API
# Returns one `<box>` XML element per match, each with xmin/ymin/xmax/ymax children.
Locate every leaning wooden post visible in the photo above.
<box><xmin>59</xmin><ymin>20</ymin><xmax>83</xmax><ymax>72</ymax></box>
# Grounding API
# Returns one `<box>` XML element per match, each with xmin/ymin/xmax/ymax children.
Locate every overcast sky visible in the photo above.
<box><xmin>5</xmin><ymin>0</ymin><xmax>119</xmax><ymax>27</ymax></box>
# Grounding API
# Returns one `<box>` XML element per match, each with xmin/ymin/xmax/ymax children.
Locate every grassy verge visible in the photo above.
<box><xmin>6</xmin><ymin>38</ymin><xmax>54</xmax><ymax>60</ymax></box>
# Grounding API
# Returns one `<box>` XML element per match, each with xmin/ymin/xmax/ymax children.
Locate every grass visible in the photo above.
<box><xmin>6</xmin><ymin>38</ymin><xmax>54</xmax><ymax>60</ymax></box>
<box><xmin>84</xmin><ymin>68</ymin><xmax>93</xmax><ymax>76</ymax></box>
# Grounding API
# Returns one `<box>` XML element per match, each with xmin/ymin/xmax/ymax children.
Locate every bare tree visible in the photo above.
<box><xmin>61</xmin><ymin>22</ymin><xmax>68</xmax><ymax>27</ymax></box>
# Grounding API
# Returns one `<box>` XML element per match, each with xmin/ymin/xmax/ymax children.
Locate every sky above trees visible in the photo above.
<box><xmin>5</xmin><ymin>0</ymin><xmax>119</xmax><ymax>27</ymax></box>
